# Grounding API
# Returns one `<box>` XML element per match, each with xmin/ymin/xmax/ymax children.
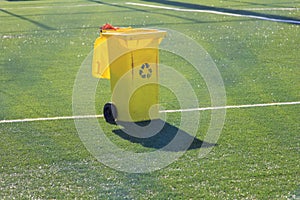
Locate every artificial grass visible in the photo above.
<box><xmin>0</xmin><ymin>0</ymin><xmax>299</xmax><ymax>199</ymax></box>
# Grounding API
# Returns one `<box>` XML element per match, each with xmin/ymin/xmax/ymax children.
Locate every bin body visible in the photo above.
<box><xmin>92</xmin><ymin>28</ymin><xmax>166</xmax><ymax>122</ymax></box>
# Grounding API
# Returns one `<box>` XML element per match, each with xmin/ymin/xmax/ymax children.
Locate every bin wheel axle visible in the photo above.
<box><xmin>103</xmin><ymin>103</ymin><xmax>117</xmax><ymax>124</ymax></box>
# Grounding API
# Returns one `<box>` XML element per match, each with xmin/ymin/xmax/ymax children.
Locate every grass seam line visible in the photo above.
<box><xmin>1</xmin><ymin>4</ymin><xmax>104</xmax><ymax>10</ymax></box>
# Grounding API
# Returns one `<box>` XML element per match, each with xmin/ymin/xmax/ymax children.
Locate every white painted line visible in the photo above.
<box><xmin>125</xmin><ymin>2</ymin><xmax>300</xmax><ymax>24</ymax></box>
<box><xmin>0</xmin><ymin>101</ymin><xmax>299</xmax><ymax>124</ymax></box>
<box><xmin>0</xmin><ymin>115</ymin><xmax>103</xmax><ymax>124</ymax></box>
<box><xmin>160</xmin><ymin>101</ymin><xmax>300</xmax><ymax>113</ymax></box>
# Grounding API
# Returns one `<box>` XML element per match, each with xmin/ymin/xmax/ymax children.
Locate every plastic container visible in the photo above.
<box><xmin>92</xmin><ymin>25</ymin><xmax>166</xmax><ymax>124</ymax></box>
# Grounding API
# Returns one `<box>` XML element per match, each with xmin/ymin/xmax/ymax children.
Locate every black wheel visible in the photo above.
<box><xmin>103</xmin><ymin>103</ymin><xmax>117</xmax><ymax>124</ymax></box>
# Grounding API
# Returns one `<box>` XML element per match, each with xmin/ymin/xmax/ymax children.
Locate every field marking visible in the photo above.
<box><xmin>0</xmin><ymin>115</ymin><xmax>103</xmax><ymax>124</ymax></box>
<box><xmin>160</xmin><ymin>101</ymin><xmax>300</xmax><ymax>113</ymax></box>
<box><xmin>126</xmin><ymin>2</ymin><xmax>300</xmax><ymax>24</ymax></box>
<box><xmin>0</xmin><ymin>101</ymin><xmax>299</xmax><ymax>124</ymax></box>
<box><xmin>2</xmin><ymin>2</ymin><xmax>298</xmax><ymax>11</ymax></box>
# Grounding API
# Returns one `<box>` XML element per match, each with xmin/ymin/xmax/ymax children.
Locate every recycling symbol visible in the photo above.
<box><xmin>139</xmin><ymin>63</ymin><xmax>152</xmax><ymax>79</ymax></box>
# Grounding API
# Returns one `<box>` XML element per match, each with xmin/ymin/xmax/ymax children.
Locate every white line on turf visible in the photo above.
<box><xmin>0</xmin><ymin>115</ymin><xmax>103</xmax><ymax>124</ymax></box>
<box><xmin>2</xmin><ymin>2</ymin><xmax>298</xmax><ymax>11</ymax></box>
<box><xmin>160</xmin><ymin>101</ymin><xmax>300</xmax><ymax>113</ymax></box>
<box><xmin>0</xmin><ymin>101</ymin><xmax>299</xmax><ymax>124</ymax></box>
<box><xmin>125</xmin><ymin>2</ymin><xmax>300</xmax><ymax>24</ymax></box>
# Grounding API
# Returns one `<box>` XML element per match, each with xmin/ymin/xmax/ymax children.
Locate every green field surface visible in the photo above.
<box><xmin>1</xmin><ymin>0</ymin><xmax>299</xmax><ymax>199</ymax></box>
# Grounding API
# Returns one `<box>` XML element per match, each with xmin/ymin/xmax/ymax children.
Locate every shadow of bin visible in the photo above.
<box><xmin>92</xmin><ymin>26</ymin><xmax>166</xmax><ymax>124</ymax></box>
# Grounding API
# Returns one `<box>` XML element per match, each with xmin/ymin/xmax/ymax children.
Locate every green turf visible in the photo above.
<box><xmin>0</xmin><ymin>0</ymin><xmax>299</xmax><ymax>199</ymax></box>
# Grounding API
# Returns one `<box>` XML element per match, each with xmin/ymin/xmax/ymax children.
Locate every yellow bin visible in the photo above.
<box><xmin>92</xmin><ymin>27</ymin><xmax>166</xmax><ymax>124</ymax></box>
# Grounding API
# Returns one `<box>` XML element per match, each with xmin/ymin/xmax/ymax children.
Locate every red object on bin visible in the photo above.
<box><xmin>101</xmin><ymin>23</ymin><xmax>119</xmax><ymax>31</ymax></box>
